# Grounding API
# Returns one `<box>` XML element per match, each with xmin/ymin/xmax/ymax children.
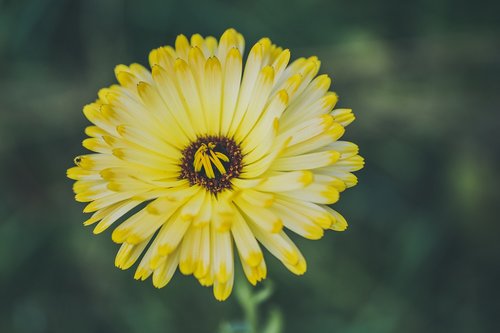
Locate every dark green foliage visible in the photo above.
<box><xmin>0</xmin><ymin>0</ymin><xmax>498</xmax><ymax>332</ymax></box>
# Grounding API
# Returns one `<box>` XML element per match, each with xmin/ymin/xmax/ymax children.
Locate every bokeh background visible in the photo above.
<box><xmin>1</xmin><ymin>0</ymin><xmax>499</xmax><ymax>332</ymax></box>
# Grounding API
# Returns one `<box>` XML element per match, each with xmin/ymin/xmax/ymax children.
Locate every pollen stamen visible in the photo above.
<box><xmin>180</xmin><ymin>136</ymin><xmax>243</xmax><ymax>194</ymax></box>
<box><xmin>193</xmin><ymin>143</ymin><xmax>229</xmax><ymax>179</ymax></box>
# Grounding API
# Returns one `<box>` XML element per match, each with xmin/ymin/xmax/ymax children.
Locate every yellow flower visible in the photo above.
<box><xmin>68</xmin><ymin>28</ymin><xmax>364</xmax><ymax>301</ymax></box>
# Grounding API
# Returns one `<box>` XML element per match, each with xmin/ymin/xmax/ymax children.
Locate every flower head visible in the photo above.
<box><xmin>68</xmin><ymin>28</ymin><xmax>364</xmax><ymax>301</ymax></box>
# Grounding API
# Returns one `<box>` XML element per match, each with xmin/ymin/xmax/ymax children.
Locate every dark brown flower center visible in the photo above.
<box><xmin>179</xmin><ymin>136</ymin><xmax>243</xmax><ymax>194</ymax></box>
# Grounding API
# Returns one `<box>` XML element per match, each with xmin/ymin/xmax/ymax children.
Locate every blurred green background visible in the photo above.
<box><xmin>1</xmin><ymin>0</ymin><xmax>499</xmax><ymax>332</ymax></box>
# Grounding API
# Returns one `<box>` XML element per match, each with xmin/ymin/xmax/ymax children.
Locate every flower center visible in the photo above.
<box><xmin>179</xmin><ymin>136</ymin><xmax>243</xmax><ymax>194</ymax></box>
